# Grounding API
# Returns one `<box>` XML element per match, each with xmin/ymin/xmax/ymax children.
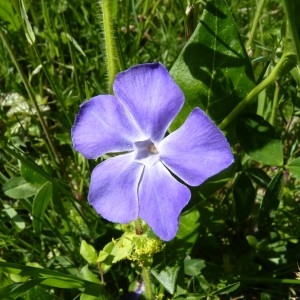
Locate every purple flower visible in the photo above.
<box><xmin>71</xmin><ymin>63</ymin><xmax>234</xmax><ymax>241</ymax></box>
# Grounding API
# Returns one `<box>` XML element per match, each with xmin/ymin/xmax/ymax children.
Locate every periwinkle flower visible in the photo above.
<box><xmin>71</xmin><ymin>63</ymin><xmax>234</xmax><ymax>241</ymax></box>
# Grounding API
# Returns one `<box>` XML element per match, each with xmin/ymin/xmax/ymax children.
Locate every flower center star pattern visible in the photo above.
<box><xmin>71</xmin><ymin>63</ymin><xmax>234</xmax><ymax>241</ymax></box>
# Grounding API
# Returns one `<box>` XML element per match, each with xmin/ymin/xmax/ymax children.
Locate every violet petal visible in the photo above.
<box><xmin>138</xmin><ymin>162</ymin><xmax>191</xmax><ymax>241</ymax></box>
<box><xmin>71</xmin><ymin>95</ymin><xmax>143</xmax><ymax>159</ymax></box>
<box><xmin>88</xmin><ymin>153</ymin><xmax>144</xmax><ymax>223</ymax></box>
<box><xmin>113</xmin><ymin>63</ymin><xmax>184</xmax><ymax>143</ymax></box>
<box><xmin>159</xmin><ymin>108</ymin><xmax>234</xmax><ymax>186</ymax></box>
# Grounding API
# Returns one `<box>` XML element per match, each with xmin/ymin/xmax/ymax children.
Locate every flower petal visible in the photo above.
<box><xmin>88</xmin><ymin>153</ymin><xmax>144</xmax><ymax>223</ymax></box>
<box><xmin>113</xmin><ymin>63</ymin><xmax>184</xmax><ymax>142</ymax></box>
<box><xmin>138</xmin><ymin>162</ymin><xmax>191</xmax><ymax>241</ymax></box>
<box><xmin>71</xmin><ymin>95</ymin><xmax>143</xmax><ymax>159</ymax></box>
<box><xmin>159</xmin><ymin>108</ymin><xmax>234</xmax><ymax>186</ymax></box>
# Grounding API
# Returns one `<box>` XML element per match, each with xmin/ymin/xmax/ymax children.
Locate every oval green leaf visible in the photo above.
<box><xmin>170</xmin><ymin>0</ymin><xmax>255</xmax><ymax>129</ymax></box>
<box><xmin>236</xmin><ymin>113</ymin><xmax>283</xmax><ymax>166</ymax></box>
<box><xmin>2</xmin><ymin>176</ymin><xmax>38</xmax><ymax>199</ymax></box>
<box><xmin>80</xmin><ymin>240</ymin><xmax>98</xmax><ymax>265</ymax></box>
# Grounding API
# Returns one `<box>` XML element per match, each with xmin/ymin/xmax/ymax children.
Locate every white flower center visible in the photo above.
<box><xmin>133</xmin><ymin>138</ymin><xmax>160</xmax><ymax>167</ymax></box>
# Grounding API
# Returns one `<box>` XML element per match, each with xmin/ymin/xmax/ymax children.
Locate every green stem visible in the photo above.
<box><xmin>134</xmin><ymin>0</ymin><xmax>161</xmax><ymax>51</ymax></box>
<box><xmin>269</xmin><ymin>81</ymin><xmax>280</xmax><ymax>125</ymax></box>
<box><xmin>246</xmin><ymin>0</ymin><xmax>266</xmax><ymax>55</ymax></box>
<box><xmin>220</xmin><ymin>0</ymin><xmax>299</xmax><ymax>130</ymax></box>
<box><xmin>0</xmin><ymin>26</ymin><xmax>61</xmax><ymax>166</ymax></box>
<box><xmin>241</xmin><ymin>276</ymin><xmax>300</xmax><ymax>285</ymax></box>
<box><xmin>282</xmin><ymin>0</ymin><xmax>300</xmax><ymax>60</ymax></box>
<box><xmin>101</xmin><ymin>0</ymin><xmax>123</xmax><ymax>93</ymax></box>
<box><xmin>142</xmin><ymin>266</ymin><xmax>153</xmax><ymax>300</ymax></box>
<box><xmin>219</xmin><ymin>53</ymin><xmax>295</xmax><ymax>130</ymax></box>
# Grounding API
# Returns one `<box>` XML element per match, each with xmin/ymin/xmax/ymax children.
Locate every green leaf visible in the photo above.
<box><xmin>80</xmin><ymin>240</ymin><xmax>98</xmax><ymax>265</ymax></box>
<box><xmin>170</xmin><ymin>0</ymin><xmax>255</xmax><ymax>129</ymax></box>
<box><xmin>80</xmin><ymin>293</ymin><xmax>106</xmax><ymax>300</ymax></box>
<box><xmin>236</xmin><ymin>113</ymin><xmax>283</xmax><ymax>166</ymax></box>
<box><xmin>0</xmin><ymin>262</ymin><xmax>105</xmax><ymax>296</ymax></box>
<box><xmin>246</xmin><ymin>235</ymin><xmax>258</xmax><ymax>248</ymax></box>
<box><xmin>211</xmin><ymin>282</ymin><xmax>240</xmax><ymax>295</ymax></box>
<box><xmin>258</xmin><ymin>171</ymin><xmax>283</xmax><ymax>232</ymax></box>
<box><xmin>32</xmin><ymin>182</ymin><xmax>52</xmax><ymax>234</ymax></box>
<box><xmin>3</xmin><ymin>204</ymin><xmax>25</xmax><ymax>232</ymax></box>
<box><xmin>233</xmin><ymin>172</ymin><xmax>256</xmax><ymax>222</ymax></box>
<box><xmin>111</xmin><ymin>234</ymin><xmax>134</xmax><ymax>263</ymax></box>
<box><xmin>0</xmin><ymin>278</ymin><xmax>44</xmax><ymax>300</ymax></box>
<box><xmin>2</xmin><ymin>176</ymin><xmax>38</xmax><ymax>199</ymax></box>
<box><xmin>177</xmin><ymin>207</ymin><xmax>200</xmax><ymax>242</ymax></box>
<box><xmin>19</xmin><ymin>0</ymin><xmax>35</xmax><ymax>44</ymax></box>
<box><xmin>184</xmin><ymin>258</ymin><xmax>206</xmax><ymax>277</ymax></box>
<box><xmin>151</xmin><ymin>265</ymin><xmax>180</xmax><ymax>294</ymax></box>
<box><xmin>61</xmin><ymin>32</ymin><xmax>86</xmax><ymax>57</ymax></box>
<box><xmin>246</xmin><ymin>168</ymin><xmax>271</xmax><ymax>188</ymax></box>
<box><xmin>287</xmin><ymin>157</ymin><xmax>300</xmax><ymax>180</ymax></box>
<box><xmin>26</xmin><ymin>286</ymin><xmax>59</xmax><ymax>300</ymax></box>
<box><xmin>0</xmin><ymin>0</ymin><xmax>21</xmax><ymax>31</ymax></box>
<box><xmin>20</xmin><ymin>162</ymin><xmax>47</xmax><ymax>186</ymax></box>
<box><xmin>97</xmin><ymin>242</ymin><xmax>114</xmax><ymax>263</ymax></box>
<box><xmin>79</xmin><ymin>265</ymin><xmax>100</xmax><ymax>284</ymax></box>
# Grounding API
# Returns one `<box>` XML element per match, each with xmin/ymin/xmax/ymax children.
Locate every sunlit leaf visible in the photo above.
<box><xmin>0</xmin><ymin>0</ymin><xmax>21</xmax><ymax>31</ymax></box>
<box><xmin>170</xmin><ymin>0</ymin><xmax>255</xmax><ymax>129</ymax></box>
<box><xmin>111</xmin><ymin>235</ymin><xmax>134</xmax><ymax>263</ymax></box>
<box><xmin>151</xmin><ymin>265</ymin><xmax>180</xmax><ymax>294</ymax></box>
<box><xmin>80</xmin><ymin>240</ymin><xmax>98</xmax><ymax>265</ymax></box>
<box><xmin>0</xmin><ymin>278</ymin><xmax>44</xmax><ymax>299</ymax></box>
<box><xmin>0</xmin><ymin>262</ymin><xmax>105</xmax><ymax>296</ymax></box>
<box><xmin>177</xmin><ymin>207</ymin><xmax>200</xmax><ymax>243</ymax></box>
<box><xmin>287</xmin><ymin>157</ymin><xmax>300</xmax><ymax>180</ymax></box>
<box><xmin>79</xmin><ymin>265</ymin><xmax>100</xmax><ymax>284</ymax></box>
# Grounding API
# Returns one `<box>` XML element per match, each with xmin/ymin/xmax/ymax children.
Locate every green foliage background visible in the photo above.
<box><xmin>1</xmin><ymin>0</ymin><xmax>300</xmax><ymax>299</ymax></box>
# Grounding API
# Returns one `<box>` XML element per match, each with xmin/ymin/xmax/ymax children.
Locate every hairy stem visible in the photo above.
<box><xmin>100</xmin><ymin>0</ymin><xmax>123</xmax><ymax>93</ymax></box>
<box><xmin>142</xmin><ymin>266</ymin><xmax>153</xmax><ymax>300</ymax></box>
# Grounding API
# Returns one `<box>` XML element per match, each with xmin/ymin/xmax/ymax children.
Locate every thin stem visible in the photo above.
<box><xmin>219</xmin><ymin>53</ymin><xmax>296</xmax><ymax>130</ymax></box>
<box><xmin>269</xmin><ymin>81</ymin><xmax>280</xmax><ymax>125</ymax></box>
<box><xmin>246</xmin><ymin>0</ymin><xmax>266</xmax><ymax>55</ymax></box>
<box><xmin>0</xmin><ymin>26</ymin><xmax>61</xmax><ymax>166</ymax></box>
<box><xmin>241</xmin><ymin>277</ymin><xmax>300</xmax><ymax>285</ymax></box>
<box><xmin>220</xmin><ymin>0</ymin><xmax>299</xmax><ymax>130</ymax></box>
<box><xmin>142</xmin><ymin>266</ymin><xmax>153</xmax><ymax>300</ymax></box>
